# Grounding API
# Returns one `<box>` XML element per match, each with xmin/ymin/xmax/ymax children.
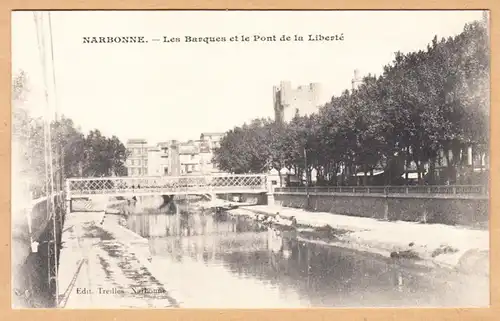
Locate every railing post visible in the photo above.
<box><xmin>265</xmin><ymin>175</ymin><xmax>275</xmax><ymax>206</ymax></box>
<box><xmin>65</xmin><ymin>179</ymin><xmax>72</xmax><ymax>214</ymax></box>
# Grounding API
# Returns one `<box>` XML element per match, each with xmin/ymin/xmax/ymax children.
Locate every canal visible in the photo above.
<box><xmin>122</xmin><ymin>198</ymin><xmax>488</xmax><ymax>308</ymax></box>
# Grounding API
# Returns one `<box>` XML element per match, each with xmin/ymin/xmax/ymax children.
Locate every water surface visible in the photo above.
<box><xmin>125</xmin><ymin>204</ymin><xmax>488</xmax><ymax>308</ymax></box>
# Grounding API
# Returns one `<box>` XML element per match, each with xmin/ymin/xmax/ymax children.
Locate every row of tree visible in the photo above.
<box><xmin>12</xmin><ymin>71</ymin><xmax>129</xmax><ymax>197</ymax></box>
<box><xmin>213</xmin><ymin>21</ymin><xmax>489</xmax><ymax>186</ymax></box>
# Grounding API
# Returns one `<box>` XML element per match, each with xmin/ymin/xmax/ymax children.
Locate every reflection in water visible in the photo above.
<box><xmin>125</xmin><ymin>204</ymin><xmax>488</xmax><ymax>308</ymax></box>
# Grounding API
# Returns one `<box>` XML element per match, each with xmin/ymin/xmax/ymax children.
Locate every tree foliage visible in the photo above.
<box><xmin>213</xmin><ymin>21</ymin><xmax>489</xmax><ymax>186</ymax></box>
<box><xmin>12</xmin><ymin>72</ymin><xmax>129</xmax><ymax>196</ymax></box>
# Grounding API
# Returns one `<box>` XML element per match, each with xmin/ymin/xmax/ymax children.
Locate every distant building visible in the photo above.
<box><xmin>175</xmin><ymin>133</ymin><xmax>226</xmax><ymax>175</ymax></box>
<box><xmin>351</xmin><ymin>69</ymin><xmax>362</xmax><ymax>91</ymax></box>
<box><xmin>127</xmin><ymin>133</ymin><xmax>225</xmax><ymax>177</ymax></box>
<box><xmin>169</xmin><ymin>141</ymin><xmax>181</xmax><ymax>176</ymax></box>
<box><xmin>200</xmin><ymin>132</ymin><xmax>224</xmax><ymax>150</ymax></box>
<box><xmin>179</xmin><ymin>140</ymin><xmax>201</xmax><ymax>175</ymax></box>
<box><xmin>145</xmin><ymin>140</ymin><xmax>180</xmax><ymax>177</ymax></box>
<box><xmin>273</xmin><ymin>81</ymin><xmax>322</xmax><ymax>123</ymax></box>
<box><xmin>126</xmin><ymin>139</ymin><xmax>149</xmax><ymax>176</ymax></box>
<box><xmin>199</xmin><ymin>132</ymin><xmax>224</xmax><ymax>174</ymax></box>
<box><xmin>146</xmin><ymin>145</ymin><xmax>162</xmax><ymax>176</ymax></box>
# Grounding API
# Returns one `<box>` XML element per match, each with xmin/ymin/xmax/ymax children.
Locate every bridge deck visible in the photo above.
<box><xmin>66</xmin><ymin>174</ymin><xmax>269</xmax><ymax>198</ymax></box>
<box><xmin>70</xmin><ymin>188</ymin><xmax>268</xmax><ymax>198</ymax></box>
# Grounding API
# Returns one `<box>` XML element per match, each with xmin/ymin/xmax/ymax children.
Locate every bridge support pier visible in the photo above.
<box><xmin>65</xmin><ymin>199</ymin><xmax>72</xmax><ymax>214</ymax></box>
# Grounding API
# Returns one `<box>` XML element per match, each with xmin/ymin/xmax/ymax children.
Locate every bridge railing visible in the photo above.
<box><xmin>274</xmin><ymin>185</ymin><xmax>488</xmax><ymax>195</ymax></box>
<box><xmin>66</xmin><ymin>174</ymin><xmax>268</xmax><ymax>196</ymax></box>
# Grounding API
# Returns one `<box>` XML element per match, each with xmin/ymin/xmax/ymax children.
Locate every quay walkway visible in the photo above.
<box><xmin>57</xmin><ymin>211</ymin><xmax>178</xmax><ymax>308</ymax></box>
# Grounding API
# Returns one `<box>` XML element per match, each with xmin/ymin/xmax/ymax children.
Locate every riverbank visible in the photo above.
<box><xmin>227</xmin><ymin>205</ymin><xmax>489</xmax><ymax>276</ymax></box>
<box><xmin>57</xmin><ymin>211</ymin><xmax>179</xmax><ymax>308</ymax></box>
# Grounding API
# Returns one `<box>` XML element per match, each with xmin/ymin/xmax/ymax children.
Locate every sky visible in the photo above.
<box><xmin>12</xmin><ymin>10</ymin><xmax>485</xmax><ymax>144</ymax></box>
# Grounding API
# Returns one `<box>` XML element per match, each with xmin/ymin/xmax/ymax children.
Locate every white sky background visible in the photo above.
<box><xmin>12</xmin><ymin>10</ymin><xmax>484</xmax><ymax>144</ymax></box>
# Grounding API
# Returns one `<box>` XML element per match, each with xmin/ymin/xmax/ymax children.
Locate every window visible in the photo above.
<box><xmin>164</xmin><ymin>167</ymin><xmax>169</xmax><ymax>175</ymax></box>
<box><xmin>191</xmin><ymin>154</ymin><xmax>195</xmax><ymax>160</ymax></box>
<box><xmin>144</xmin><ymin>160</ymin><xmax>148</xmax><ymax>167</ymax></box>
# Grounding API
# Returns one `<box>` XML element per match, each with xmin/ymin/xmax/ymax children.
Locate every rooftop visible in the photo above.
<box><xmin>200</xmin><ymin>132</ymin><xmax>224</xmax><ymax>138</ymax></box>
<box><xmin>127</xmin><ymin>139</ymin><xmax>147</xmax><ymax>144</ymax></box>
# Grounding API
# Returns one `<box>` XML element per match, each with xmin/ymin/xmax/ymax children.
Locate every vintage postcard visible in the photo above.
<box><xmin>11</xmin><ymin>10</ymin><xmax>490</xmax><ymax>309</ymax></box>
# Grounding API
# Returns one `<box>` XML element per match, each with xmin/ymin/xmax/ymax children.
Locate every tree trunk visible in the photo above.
<box><xmin>363</xmin><ymin>163</ymin><xmax>368</xmax><ymax>186</ymax></box>
<box><xmin>417</xmin><ymin>160</ymin><xmax>424</xmax><ymax>185</ymax></box>
<box><xmin>444</xmin><ymin>149</ymin><xmax>453</xmax><ymax>184</ymax></box>
<box><xmin>404</xmin><ymin>147</ymin><xmax>409</xmax><ymax>183</ymax></box>
<box><xmin>429</xmin><ymin>157</ymin><xmax>436</xmax><ymax>185</ymax></box>
<box><xmin>340</xmin><ymin>162</ymin><xmax>345</xmax><ymax>186</ymax></box>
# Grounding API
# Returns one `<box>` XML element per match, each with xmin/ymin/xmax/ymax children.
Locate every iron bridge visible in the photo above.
<box><xmin>65</xmin><ymin>174</ymin><xmax>269</xmax><ymax>198</ymax></box>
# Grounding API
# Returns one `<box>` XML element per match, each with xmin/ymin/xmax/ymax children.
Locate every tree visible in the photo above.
<box><xmin>212</xmin><ymin>19</ymin><xmax>488</xmax><ymax>187</ymax></box>
<box><xmin>82</xmin><ymin>129</ymin><xmax>128</xmax><ymax>177</ymax></box>
<box><xmin>13</xmin><ymin>70</ymin><xmax>130</xmax><ymax>192</ymax></box>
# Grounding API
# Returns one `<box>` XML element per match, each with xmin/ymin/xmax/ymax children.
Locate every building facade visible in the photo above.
<box><xmin>126</xmin><ymin>134</ymin><xmax>224</xmax><ymax>177</ymax></box>
<box><xmin>179</xmin><ymin>140</ymin><xmax>201</xmax><ymax>175</ymax></box>
<box><xmin>273</xmin><ymin>81</ymin><xmax>322</xmax><ymax>123</ymax></box>
<box><xmin>199</xmin><ymin>132</ymin><xmax>224</xmax><ymax>174</ymax></box>
<box><xmin>126</xmin><ymin>139</ymin><xmax>149</xmax><ymax>176</ymax></box>
<box><xmin>145</xmin><ymin>140</ymin><xmax>181</xmax><ymax>177</ymax></box>
<box><xmin>177</xmin><ymin>133</ymin><xmax>225</xmax><ymax>176</ymax></box>
<box><xmin>351</xmin><ymin>69</ymin><xmax>362</xmax><ymax>91</ymax></box>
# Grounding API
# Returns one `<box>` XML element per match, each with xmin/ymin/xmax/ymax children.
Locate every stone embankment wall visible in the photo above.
<box><xmin>239</xmin><ymin>193</ymin><xmax>268</xmax><ymax>205</ymax></box>
<box><xmin>12</xmin><ymin>196</ymin><xmax>65</xmax><ymax>308</ymax></box>
<box><xmin>274</xmin><ymin>193</ymin><xmax>488</xmax><ymax>228</ymax></box>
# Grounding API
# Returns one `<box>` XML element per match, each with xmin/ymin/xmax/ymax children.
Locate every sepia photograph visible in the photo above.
<box><xmin>11</xmin><ymin>10</ymin><xmax>490</xmax><ymax>309</ymax></box>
